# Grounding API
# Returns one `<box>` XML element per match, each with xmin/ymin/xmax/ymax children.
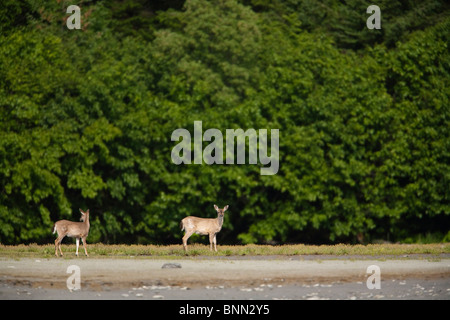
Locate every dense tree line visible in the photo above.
<box><xmin>0</xmin><ymin>0</ymin><xmax>449</xmax><ymax>245</ymax></box>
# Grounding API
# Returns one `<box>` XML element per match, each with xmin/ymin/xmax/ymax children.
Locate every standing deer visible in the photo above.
<box><xmin>180</xmin><ymin>204</ymin><xmax>229</xmax><ymax>252</ymax></box>
<box><xmin>53</xmin><ymin>208</ymin><xmax>90</xmax><ymax>257</ymax></box>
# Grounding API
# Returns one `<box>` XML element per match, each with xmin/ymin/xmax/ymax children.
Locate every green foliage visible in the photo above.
<box><xmin>0</xmin><ymin>0</ymin><xmax>448</xmax><ymax>244</ymax></box>
<box><xmin>242</xmin><ymin>0</ymin><xmax>450</xmax><ymax>49</ymax></box>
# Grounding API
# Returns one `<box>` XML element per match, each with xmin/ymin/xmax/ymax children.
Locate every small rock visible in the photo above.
<box><xmin>161</xmin><ymin>263</ymin><xmax>182</xmax><ymax>269</ymax></box>
<box><xmin>153</xmin><ymin>295</ymin><xmax>164</xmax><ymax>299</ymax></box>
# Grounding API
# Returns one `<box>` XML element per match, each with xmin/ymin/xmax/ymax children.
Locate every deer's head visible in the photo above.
<box><xmin>214</xmin><ymin>205</ymin><xmax>229</xmax><ymax>217</ymax></box>
<box><xmin>79</xmin><ymin>208</ymin><xmax>89</xmax><ymax>222</ymax></box>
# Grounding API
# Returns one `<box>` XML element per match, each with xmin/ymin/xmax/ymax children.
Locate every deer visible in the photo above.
<box><xmin>180</xmin><ymin>204</ymin><xmax>229</xmax><ymax>253</ymax></box>
<box><xmin>52</xmin><ymin>208</ymin><xmax>90</xmax><ymax>257</ymax></box>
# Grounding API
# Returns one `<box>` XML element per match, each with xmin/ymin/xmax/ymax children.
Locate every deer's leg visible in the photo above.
<box><xmin>213</xmin><ymin>234</ymin><xmax>217</xmax><ymax>252</ymax></box>
<box><xmin>182</xmin><ymin>231</ymin><xmax>193</xmax><ymax>252</ymax></box>
<box><xmin>209</xmin><ymin>233</ymin><xmax>215</xmax><ymax>251</ymax></box>
<box><xmin>55</xmin><ymin>235</ymin><xmax>65</xmax><ymax>257</ymax></box>
<box><xmin>54</xmin><ymin>238</ymin><xmax>59</xmax><ymax>257</ymax></box>
<box><xmin>59</xmin><ymin>241</ymin><xmax>63</xmax><ymax>257</ymax></box>
<box><xmin>76</xmin><ymin>238</ymin><xmax>80</xmax><ymax>256</ymax></box>
<box><xmin>81</xmin><ymin>236</ymin><xmax>88</xmax><ymax>257</ymax></box>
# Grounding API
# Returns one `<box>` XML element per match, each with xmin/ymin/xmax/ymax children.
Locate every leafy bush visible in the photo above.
<box><xmin>0</xmin><ymin>0</ymin><xmax>448</xmax><ymax>244</ymax></box>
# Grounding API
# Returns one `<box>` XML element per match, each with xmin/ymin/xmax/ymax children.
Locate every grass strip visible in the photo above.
<box><xmin>0</xmin><ymin>243</ymin><xmax>448</xmax><ymax>259</ymax></box>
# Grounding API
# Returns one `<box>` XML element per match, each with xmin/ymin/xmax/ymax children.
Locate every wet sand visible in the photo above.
<box><xmin>1</xmin><ymin>256</ymin><xmax>449</xmax><ymax>299</ymax></box>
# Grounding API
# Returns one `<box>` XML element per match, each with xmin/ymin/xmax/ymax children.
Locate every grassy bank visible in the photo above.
<box><xmin>0</xmin><ymin>243</ymin><xmax>449</xmax><ymax>259</ymax></box>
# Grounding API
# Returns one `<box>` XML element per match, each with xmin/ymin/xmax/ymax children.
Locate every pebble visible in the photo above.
<box><xmin>161</xmin><ymin>263</ymin><xmax>182</xmax><ymax>269</ymax></box>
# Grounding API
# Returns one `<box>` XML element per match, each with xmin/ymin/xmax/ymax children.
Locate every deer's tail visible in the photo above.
<box><xmin>180</xmin><ymin>220</ymin><xmax>185</xmax><ymax>231</ymax></box>
<box><xmin>52</xmin><ymin>224</ymin><xmax>57</xmax><ymax>234</ymax></box>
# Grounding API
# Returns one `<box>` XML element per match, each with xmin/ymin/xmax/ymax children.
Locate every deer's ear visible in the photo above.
<box><xmin>214</xmin><ymin>204</ymin><xmax>219</xmax><ymax>211</ymax></box>
<box><xmin>224</xmin><ymin>205</ymin><xmax>229</xmax><ymax>211</ymax></box>
<box><xmin>86</xmin><ymin>209</ymin><xmax>89</xmax><ymax>214</ymax></box>
<box><xmin>79</xmin><ymin>208</ymin><xmax>84</xmax><ymax>214</ymax></box>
